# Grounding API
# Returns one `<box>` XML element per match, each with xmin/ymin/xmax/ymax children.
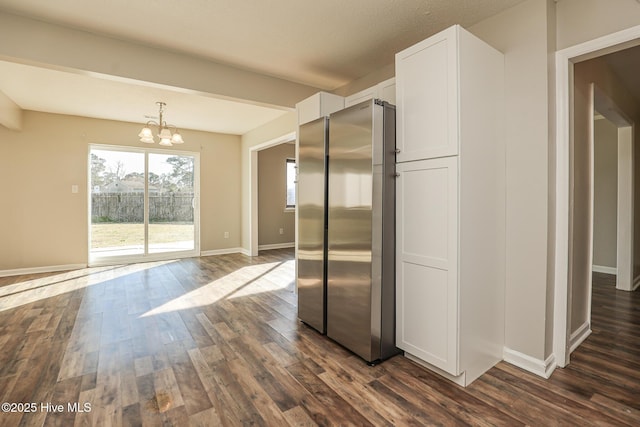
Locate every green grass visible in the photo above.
<box><xmin>91</xmin><ymin>223</ymin><xmax>194</xmax><ymax>248</ymax></box>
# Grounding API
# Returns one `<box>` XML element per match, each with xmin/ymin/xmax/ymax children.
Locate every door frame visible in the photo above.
<box><xmin>554</xmin><ymin>25</ymin><xmax>640</xmax><ymax>368</ymax></box>
<box><xmin>88</xmin><ymin>144</ymin><xmax>201</xmax><ymax>266</ymax></box>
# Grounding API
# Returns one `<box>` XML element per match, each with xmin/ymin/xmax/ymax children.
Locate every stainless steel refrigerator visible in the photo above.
<box><xmin>297</xmin><ymin>116</ymin><xmax>329</xmax><ymax>334</ymax></box>
<box><xmin>326</xmin><ymin>99</ymin><xmax>398</xmax><ymax>364</ymax></box>
<box><xmin>297</xmin><ymin>99</ymin><xmax>398</xmax><ymax>364</ymax></box>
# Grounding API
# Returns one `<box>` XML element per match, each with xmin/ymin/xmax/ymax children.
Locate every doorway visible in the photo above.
<box><xmin>555</xmin><ymin>27</ymin><xmax>640</xmax><ymax>368</ymax></box>
<box><xmin>89</xmin><ymin>145</ymin><xmax>200</xmax><ymax>265</ymax></box>
<box><xmin>248</xmin><ymin>132</ymin><xmax>296</xmax><ymax>257</ymax></box>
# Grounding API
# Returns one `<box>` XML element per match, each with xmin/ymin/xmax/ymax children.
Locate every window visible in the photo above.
<box><xmin>286</xmin><ymin>158</ymin><xmax>296</xmax><ymax>209</ymax></box>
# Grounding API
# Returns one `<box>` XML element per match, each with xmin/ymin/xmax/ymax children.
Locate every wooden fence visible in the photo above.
<box><xmin>91</xmin><ymin>193</ymin><xmax>194</xmax><ymax>223</ymax></box>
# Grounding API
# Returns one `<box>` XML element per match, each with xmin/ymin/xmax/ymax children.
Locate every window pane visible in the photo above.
<box><xmin>90</xmin><ymin>149</ymin><xmax>145</xmax><ymax>257</ymax></box>
<box><xmin>286</xmin><ymin>159</ymin><xmax>296</xmax><ymax>208</ymax></box>
<box><xmin>148</xmin><ymin>153</ymin><xmax>195</xmax><ymax>253</ymax></box>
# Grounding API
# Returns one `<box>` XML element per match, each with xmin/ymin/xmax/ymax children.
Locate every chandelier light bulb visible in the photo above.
<box><xmin>158</xmin><ymin>127</ymin><xmax>172</xmax><ymax>139</ymax></box>
<box><xmin>171</xmin><ymin>132</ymin><xmax>184</xmax><ymax>144</ymax></box>
<box><xmin>138</xmin><ymin>102</ymin><xmax>185</xmax><ymax>145</ymax></box>
<box><xmin>138</xmin><ymin>127</ymin><xmax>153</xmax><ymax>141</ymax></box>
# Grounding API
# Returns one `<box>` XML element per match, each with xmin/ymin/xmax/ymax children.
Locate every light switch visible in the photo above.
<box><xmin>71</xmin><ymin>185</ymin><xmax>78</xmax><ymax>193</ymax></box>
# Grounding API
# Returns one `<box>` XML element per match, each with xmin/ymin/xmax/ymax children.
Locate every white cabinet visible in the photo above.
<box><xmin>296</xmin><ymin>92</ymin><xmax>344</xmax><ymax>125</ymax></box>
<box><xmin>344</xmin><ymin>78</ymin><xmax>396</xmax><ymax>107</ymax></box>
<box><xmin>395</xmin><ymin>25</ymin><xmax>505</xmax><ymax>386</ymax></box>
<box><xmin>396</xmin><ymin>27</ymin><xmax>457</xmax><ymax>162</ymax></box>
<box><xmin>396</xmin><ymin>157</ymin><xmax>458</xmax><ymax>374</ymax></box>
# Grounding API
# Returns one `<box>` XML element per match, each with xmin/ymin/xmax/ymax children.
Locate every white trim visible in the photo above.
<box><xmin>592</xmin><ymin>265</ymin><xmax>617</xmax><ymax>275</ymax></box>
<box><xmin>248</xmin><ymin>132</ymin><xmax>297</xmax><ymax>257</ymax></box>
<box><xmin>554</xmin><ymin>45</ymin><xmax>572</xmax><ymax>369</ymax></box>
<box><xmin>258</xmin><ymin>242</ymin><xmax>295</xmax><ymax>251</ymax></box>
<box><xmin>503</xmin><ymin>348</ymin><xmax>557</xmax><ymax>379</ymax></box>
<box><xmin>200</xmin><ymin>247</ymin><xmax>247</xmax><ymax>257</ymax></box>
<box><xmin>616</xmin><ymin>125</ymin><xmax>634</xmax><ymax>291</ymax></box>
<box><xmin>89</xmin><ymin>250</ymin><xmax>198</xmax><ymax>267</ymax></box>
<box><xmin>587</xmin><ymin>84</ymin><xmax>595</xmax><ymax>339</ymax></box>
<box><xmin>554</xmin><ymin>24</ymin><xmax>640</xmax><ymax>369</ymax></box>
<box><xmin>569</xmin><ymin>321</ymin><xmax>592</xmax><ymax>353</ymax></box>
<box><xmin>0</xmin><ymin>263</ymin><xmax>87</xmax><ymax>278</ymax></box>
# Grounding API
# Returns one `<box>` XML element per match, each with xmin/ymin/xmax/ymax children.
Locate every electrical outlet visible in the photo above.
<box><xmin>224</xmin><ymin>231</ymin><xmax>229</xmax><ymax>239</ymax></box>
<box><xmin>279</xmin><ymin>228</ymin><xmax>284</xmax><ymax>235</ymax></box>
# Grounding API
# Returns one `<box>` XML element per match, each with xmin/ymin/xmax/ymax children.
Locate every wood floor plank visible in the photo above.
<box><xmin>188</xmin><ymin>407</ymin><xmax>223</xmax><ymax>427</ymax></box>
<box><xmin>316</xmin><ymin>369</ymin><xmax>395</xmax><ymax>427</ymax></box>
<box><xmin>282</xmin><ymin>406</ymin><xmax>318</xmax><ymax>427</ymax></box>
<box><xmin>227</xmin><ymin>357</ymin><xmax>292</xmax><ymax>426</ymax></box>
<box><xmin>286</xmin><ymin>361</ymin><xmax>374</xmax><ymax>426</ymax></box>
<box><xmin>1</xmin><ymin>251</ymin><xmax>638</xmax><ymax>426</ymax></box>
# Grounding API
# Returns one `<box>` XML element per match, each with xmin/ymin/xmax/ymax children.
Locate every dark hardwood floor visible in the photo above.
<box><xmin>0</xmin><ymin>250</ymin><xmax>638</xmax><ymax>426</ymax></box>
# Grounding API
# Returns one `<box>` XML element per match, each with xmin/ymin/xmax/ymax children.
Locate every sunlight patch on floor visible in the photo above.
<box><xmin>140</xmin><ymin>260</ymin><xmax>295</xmax><ymax>317</ymax></box>
<box><xmin>0</xmin><ymin>260</ymin><xmax>177</xmax><ymax>312</ymax></box>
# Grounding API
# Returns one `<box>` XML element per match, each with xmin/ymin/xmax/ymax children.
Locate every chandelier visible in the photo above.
<box><xmin>138</xmin><ymin>101</ymin><xmax>184</xmax><ymax>146</ymax></box>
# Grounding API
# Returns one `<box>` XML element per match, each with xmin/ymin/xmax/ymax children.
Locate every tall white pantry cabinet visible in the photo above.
<box><xmin>395</xmin><ymin>25</ymin><xmax>505</xmax><ymax>386</ymax></box>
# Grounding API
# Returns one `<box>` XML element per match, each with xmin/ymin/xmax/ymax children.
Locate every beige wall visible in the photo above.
<box><xmin>469</xmin><ymin>0</ymin><xmax>554</xmax><ymax>361</ymax></box>
<box><xmin>240</xmin><ymin>112</ymin><xmax>297</xmax><ymax>252</ymax></box>
<box><xmin>258</xmin><ymin>144</ymin><xmax>296</xmax><ymax>246</ymax></box>
<box><xmin>593</xmin><ymin>117</ymin><xmax>618</xmax><ymax>269</ymax></box>
<box><xmin>0</xmin><ymin>111</ymin><xmax>241</xmax><ymax>270</ymax></box>
<box><xmin>556</xmin><ymin>0</ymin><xmax>640</xmax><ymax>50</ymax></box>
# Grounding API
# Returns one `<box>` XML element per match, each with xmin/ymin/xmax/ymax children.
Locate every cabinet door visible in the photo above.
<box><xmin>396</xmin><ymin>157</ymin><xmax>459</xmax><ymax>374</ymax></box>
<box><xmin>395</xmin><ymin>26</ymin><xmax>459</xmax><ymax>162</ymax></box>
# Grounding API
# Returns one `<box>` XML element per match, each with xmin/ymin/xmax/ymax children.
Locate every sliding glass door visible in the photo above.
<box><xmin>89</xmin><ymin>146</ymin><xmax>199</xmax><ymax>264</ymax></box>
<box><xmin>148</xmin><ymin>153</ymin><xmax>195</xmax><ymax>253</ymax></box>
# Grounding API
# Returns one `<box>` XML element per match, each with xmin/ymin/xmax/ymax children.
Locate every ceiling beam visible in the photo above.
<box><xmin>0</xmin><ymin>89</ymin><xmax>22</xmax><ymax>131</ymax></box>
<box><xmin>0</xmin><ymin>12</ymin><xmax>319</xmax><ymax>109</ymax></box>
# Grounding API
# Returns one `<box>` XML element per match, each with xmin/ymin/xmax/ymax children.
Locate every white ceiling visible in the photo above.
<box><xmin>0</xmin><ymin>0</ymin><xmax>531</xmax><ymax>134</ymax></box>
<box><xmin>0</xmin><ymin>60</ymin><xmax>289</xmax><ymax>135</ymax></box>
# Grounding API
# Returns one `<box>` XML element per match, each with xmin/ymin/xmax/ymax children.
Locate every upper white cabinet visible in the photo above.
<box><xmin>395</xmin><ymin>25</ymin><xmax>505</xmax><ymax>386</ymax></box>
<box><xmin>396</xmin><ymin>25</ymin><xmax>504</xmax><ymax>163</ymax></box>
<box><xmin>296</xmin><ymin>92</ymin><xmax>344</xmax><ymax>125</ymax></box>
<box><xmin>345</xmin><ymin>77</ymin><xmax>396</xmax><ymax>107</ymax></box>
<box><xmin>396</xmin><ymin>26</ymin><xmax>457</xmax><ymax>162</ymax></box>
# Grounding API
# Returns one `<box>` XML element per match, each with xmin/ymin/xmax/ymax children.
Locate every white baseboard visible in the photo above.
<box><xmin>201</xmin><ymin>247</ymin><xmax>246</xmax><ymax>257</ymax></box>
<box><xmin>503</xmin><ymin>347</ymin><xmax>556</xmax><ymax>379</ymax></box>
<box><xmin>569</xmin><ymin>321</ymin><xmax>592</xmax><ymax>353</ymax></box>
<box><xmin>0</xmin><ymin>263</ymin><xmax>87</xmax><ymax>278</ymax></box>
<box><xmin>258</xmin><ymin>242</ymin><xmax>295</xmax><ymax>251</ymax></box>
<box><xmin>592</xmin><ymin>265</ymin><xmax>617</xmax><ymax>275</ymax></box>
